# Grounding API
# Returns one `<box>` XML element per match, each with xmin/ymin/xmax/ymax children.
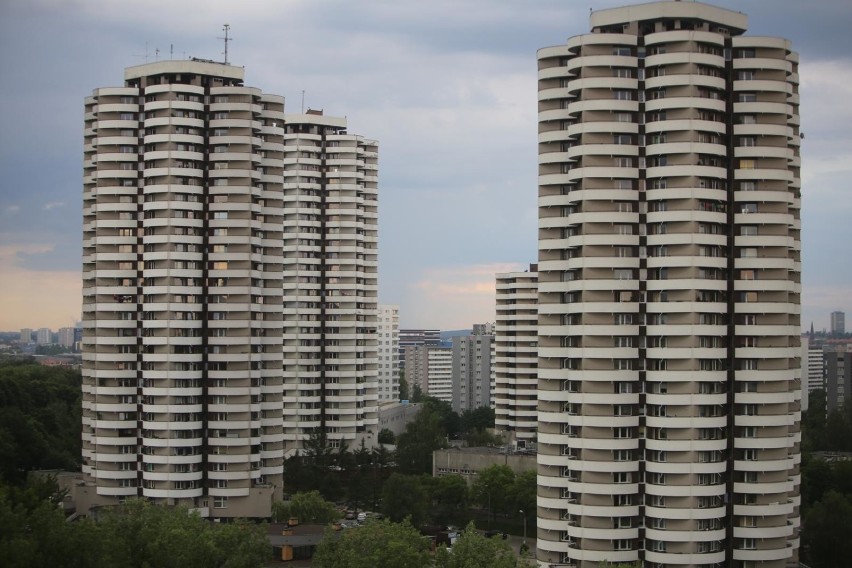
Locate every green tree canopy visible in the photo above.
<box><xmin>395</xmin><ymin>406</ymin><xmax>447</xmax><ymax>475</ymax></box>
<box><xmin>460</xmin><ymin>407</ymin><xmax>495</xmax><ymax>433</ymax></box>
<box><xmin>0</xmin><ymin>362</ymin><xmax>82</xmax><ymax>484</ymax></box>
<box><xmin>471</xmin><ymin>465</ymin><xmax>516</xmax><ymax>519</ymax></box>
<box><xmin>802</xmin><ymin>490</ymin><xmax>852</xmax><ymax>568</ymax></box>
<box><xmin>381</xmin><ymin>473</ymin><xmax>429</xmax><ymax>527</ymax></box>
<box><xmin>0</xmin><ymin>479</ymin><xmax>269</xmax><ymax>568</ymax></box>
<box><xmin>377</xmin><ymin>428</ymin><xmax>396</xmax><ymax>445</ymax></box>
<box><xmin>435</xmin><ymin>522</ymin><xmax>533</xmax><ymax>568</ymax></box>
<box><xmin>273</xmin><ymin>490</ymin><xmax>338</xmax><ymax>524</ymax></box>
<box><xmin>313</xmin><ymin>518</ymin><xmax>431</xmax><ymax>568</ymax></box>
<box><xmin>398</xmin><ymin>371</ymin><xmax>409</xmax><ymax>402</ymax></box>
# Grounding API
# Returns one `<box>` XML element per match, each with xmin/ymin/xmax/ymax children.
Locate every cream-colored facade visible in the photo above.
<box><xmin>494</xmin><ymin>266</ymin><xmax>539</xmax><ymax>449</ymax></box>
<box><xmin>82</xmin><ymin>61</ymin><xmax>286</xmax><ymax>517</ymax></box>
<box><xmin>378</xmin><ymin>304</ymin><xmax>401</xmax><ymax>401</ymax></box>
<box><xmin>536</xmin><ymin>2</ymin><xmax>801</xmax><ymax>566</ymax></box>
<box><xmin>281</xmin><ymin>111</ymin><xmax>379</xmax><ymax>453</ymax></box>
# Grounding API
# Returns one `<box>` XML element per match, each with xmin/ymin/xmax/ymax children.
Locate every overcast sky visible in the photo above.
<box><xmin>0</xmin><ymin>0</ymin><xmax>850</xmax><ymax>331</ymax></box>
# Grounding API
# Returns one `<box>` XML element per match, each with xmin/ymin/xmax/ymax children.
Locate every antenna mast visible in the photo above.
<box><xmin>219</xmin><ymin>24</ymin><xmax>231</xmax><ymax>64</ymax></box>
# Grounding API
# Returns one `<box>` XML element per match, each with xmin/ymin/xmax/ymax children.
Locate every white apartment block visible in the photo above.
<box><xmin>427</xmin><ymin>346</ymin><xmax>453</xmax><ymax>403</ymax></box>
<box><xmin>804</xmin><ymin>337</ymin><xmax>823</xmax><ymax>395</ymax></box>
<box><xmin>536</xmin><ymin>2</ymin><xmax>801</xmax><ymax>566</ymax></box>
<box><xmin>494</xmin><ymin>265</ymin><xmax>538</xmax><ymax>449</ymax></box>
<box><xmin>377</xmin><ymin>305</ymin><xmax>400</xmax><ymax>401</ymax></box>
<box><xmin>19</xmin><ymin>328</ymin><xmax>32</xmax><ymax>344</ymax></box>
<box><xmin>281</xmin><ymin>110</ymin><xmax>379</xmax><ymax>452</ymax></box>
<box><xmin>82</xmin><ymin>60</ymin><xmax>287</xmax><ymax>517</ymax></box>
<box><xmin>404</xmin><ymin>344</ymin><xmax>453</xmax><ymax>403</ymax></box>
<box><xmin>58</xmin><ymin>327</ymin><xmax>77</xmax><ymax>348</ymax></box>
<box><xmin>36</xmin><ymin>327</ymin><xmax>53</xmax><ymax>345</ymax></box>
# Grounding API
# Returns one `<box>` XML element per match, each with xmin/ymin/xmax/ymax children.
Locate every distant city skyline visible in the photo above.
<box><xmin>1</xmin><ymin>0</ymin><xmax>851</xmax><ymax>330</ymax></box>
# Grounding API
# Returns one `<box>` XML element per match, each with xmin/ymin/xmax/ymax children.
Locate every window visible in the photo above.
<box><xmin>739</xmin><ymin>159</ymin><xmax>756</xmax><ymax>170</ymax></box>
<box><xmin>213</xmin><ymin>496</ymin><xmax>228</xmax><ymax>509</ymax></box>
<box><xmin>613</xmin><ymin>427</ymin><xmax>632</xmax><ymax>439</ymax></box>
<box><xmin>614</xmin><ymin>449</ymin><xmax>632</xmax><ymax>461</ymax></box>
<box><xmin>649</xmin><ymin>517</ymin><xmax>666</xmax><ymax>530</ymax></box>
<box><xmin>648</xmin><ymin>472</ymin><xmax>667</xmax><ymax>486</ymax></box>
<box><xmin>737</xmin><ymin>70</ymin><xmax>755</xmax><ymax>80</ymax></box>
<box><xmin>613</xmin><ymin>471</ymin><xmax>632</xmax><ymax>483</ymax></box>
<box><xmin>738</xmin><ymin>92</ymin><xmax>757</xmax><ymax>102</ymax></box>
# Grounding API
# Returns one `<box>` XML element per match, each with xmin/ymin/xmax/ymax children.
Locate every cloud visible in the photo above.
<box><xmin>0</xmin><ymin>244</ymin><xmax>81</xmax><ymax>329</ymax></box>
<box><xmin>397</xmin><ymin>262</ymin><xmax>527</xmax><ymax>329</ymax></box>
<box><xmin>43</xmin><ymin>201</ymin><xmax>65</xmax><ymax>211</ymax></box>
<box><xmin>3</xmin><ymin>205</ymin><xmax>20</xmax><ymax>215</ymax></box>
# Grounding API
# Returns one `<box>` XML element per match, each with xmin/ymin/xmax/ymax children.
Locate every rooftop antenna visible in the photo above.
<box><xmin>170</xmin><ymin>44</ymin><xmax>174</xmax><ymax>60</ymax></box>
<box><xmin>133</xmin><ymin>41</ymin><xmax>150</xmax><ymax>63</ymax></box>
<box><xmin>219</xmin><ymin>24</ymin><xmax>231</xmax><ymax>64</ymax></box>
<box><xmin>301</xmin><ymin>90</ymin><xmax>305</xmax><ymax>113</ymax></box>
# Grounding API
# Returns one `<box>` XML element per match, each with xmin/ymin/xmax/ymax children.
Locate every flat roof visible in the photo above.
<box><xmin>125</xmin><ymin>60</ymin><xmax>245</xmax><ymax>81</ymax></box>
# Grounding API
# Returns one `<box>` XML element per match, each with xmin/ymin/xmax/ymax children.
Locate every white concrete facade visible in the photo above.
<box><xmin>280</xmin><ymin>111</ymin><xmax>379</xmax><ymax>452</ymax></box>
<box><xmin>82</xmin><ymin>61</ymin><xmax>286</xmax><ymax>517</ymax></box>
<box><xmin>377</xmin><ymin>305</ymin><xmax>400</xmax><ymax>401</ymax></box>
<box><xmin>536</xmin><ymin>2</ymin><xmax>801</xmax><ymax>566</ymax></box>
<box><xmin>494</xmin><ymin>266</ymin><xmax>539</xmax><ymax>449</ymax></box>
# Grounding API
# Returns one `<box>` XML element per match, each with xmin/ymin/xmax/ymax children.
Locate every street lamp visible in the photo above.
<box><xmin>519</xmin><ymin>509</ymin><xmax>527</xmax><ymax>549</ymax></box>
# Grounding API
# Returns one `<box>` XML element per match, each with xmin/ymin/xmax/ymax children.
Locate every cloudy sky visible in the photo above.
<box><xmin>0</xmin><ymin>0</ymin><xmax>850</xmax><ymax>331</ymax></box>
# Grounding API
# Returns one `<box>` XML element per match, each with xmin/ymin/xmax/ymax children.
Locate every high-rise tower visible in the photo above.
<box><xmin>494</xmin><ymin>265</ymin><xmax>539</xmax><ymax>449</ymax></box>
<box><xmin>82</xmin><ymin>60</ymin><xmax>286</xmax><ymax>517</ymax></box>
<box><xmin>280</xmin><ymin>111</ymin><xmax>379</xmax><ymax>452</ymax></box>
<box><xmin>536</xmin><ymin>2</ymin><xmax>801</xmax><ymax>566</ymax></box>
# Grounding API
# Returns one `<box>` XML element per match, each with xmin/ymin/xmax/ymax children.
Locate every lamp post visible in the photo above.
<box><xmin>519</xmin><ymin>509</ymin><xmax>527</xmax><ymax>549</ymax></box>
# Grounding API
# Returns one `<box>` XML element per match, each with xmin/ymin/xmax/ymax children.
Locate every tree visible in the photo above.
<box><xmin>273</xmin><ymin>490</ymin><xmax>338</xmax><ymax>524</ymax></box>
<box><xmin>0</xmin><ymin>362</ymin><xmax>82</xmax><ymax>484</ymax></box>
<box><xmin>471</xmin><ymin>465</ymin><xmax>515</xmax><ymax>521</ymax></box>
<box><xmin>434</xmin><ymin>522</ymin><xmax>533</xmax><ymax>568</ymax></box>
<box><xmin>313</xmin><ymin>518</ymin><xmax>431</xmax><ymax>568</ymax></box>
<box><xmin>802</xmin><ymin>490</ymin><xmax>852</xmax><ymax>567</ymax></box>
<box><xmin>460</xmin><ymin>407</ymin><xmax>495</xmax><ymax>433</ymax></box>
<box><xmin>411</xmin><ymin>383</ymin><xmax>423</xmax><ymax>403</ymax></box>
<box><xmin>508</xmin><ymin>470</ymin><xmax>536</xmax><ymax>521</ymax></box>
<box><xmin>381</xmin><ymin>473</ymin><xmax>429</xmax><ymax>527</ymax></box>
<box><xmin>0</xmin><ymin>480</ymin><xmax>269</xmax><ymax>568</ymax></box>
<box><xmin>398</xmin><ymin>371</ymin><xmax>409</xmax><ymax>402</ymax></box>
<box><xmin>395</xmin><ymin>406</ymin><xmax>446</xmax><ymax>475</ymax></box>
<box><xmin>377</xmin><ymin>428</ymin><xmax>395</xmax><ymax>445</ymax></box>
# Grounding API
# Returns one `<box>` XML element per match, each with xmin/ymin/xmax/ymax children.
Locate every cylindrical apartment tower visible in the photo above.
<box><xmin>495</xmin><ymin>265</ymin><xmax>540</xmax><ymax>449</ymax></box>
<box><xmin>82</xmin><ymin>60</ymin><xmax>285</xmax><ymax>517</ymax></box>
<box><xmin>536</xmin><ymin>2</ymin><xmax>801</xmax><ymax>566</ymax></box>
<box><xmin>281</xmin><ymin>111</ymin><xmax>379</xmax><ymax>452</ymax></box>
